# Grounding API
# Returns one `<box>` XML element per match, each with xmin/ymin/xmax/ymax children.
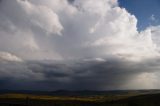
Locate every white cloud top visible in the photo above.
<box><xmin>0</xmin><ymin>0</ymin><xmax>159</xmax><ymax>61</ymax></box>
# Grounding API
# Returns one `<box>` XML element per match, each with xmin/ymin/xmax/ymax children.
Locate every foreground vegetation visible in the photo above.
<box><xmin>0</xmin><ymin>91</ymin><xmax>160</xmax><ymax>106</ymax></box>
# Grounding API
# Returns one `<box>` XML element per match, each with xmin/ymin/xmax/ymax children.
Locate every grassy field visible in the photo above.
<box><xmin>0</xmin><ymin>90</ymin><xmax>160</xmax><ymax>106</ymax></box>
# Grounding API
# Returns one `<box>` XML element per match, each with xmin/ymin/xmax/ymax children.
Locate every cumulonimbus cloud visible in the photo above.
<box><xmin>0</xmin><ymin>0</ymin><xmax>160</xmax><ymax>90</ymax></box>
<box><xmin>0</xmin><ymin>0</ymin><xmax>159</xmax><ymax>61</ymax></box>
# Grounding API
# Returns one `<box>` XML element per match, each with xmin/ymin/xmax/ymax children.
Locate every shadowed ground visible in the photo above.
<box><xmin>0</xmin><ymin>90</ymin><xmax>160</xmax><ymax>106</ymax></box>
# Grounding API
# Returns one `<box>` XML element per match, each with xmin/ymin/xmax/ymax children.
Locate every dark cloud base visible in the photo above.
<box><xmin>0</xmin><ymin>58</ymin><xmax>159</xmax><ymax>91</ymax></box>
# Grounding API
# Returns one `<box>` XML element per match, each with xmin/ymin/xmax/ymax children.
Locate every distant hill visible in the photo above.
<box><xmin>0</xmin><ymin>89</ymin><xmax>160</xmax><ymax>96</ymax></box>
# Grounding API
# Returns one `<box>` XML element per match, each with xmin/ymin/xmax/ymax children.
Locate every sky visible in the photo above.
<box><xmin>119</xmin><ymin>0</ymin><xmax>160</xmax><ymax>30</ymax></box>
<box><xmin>0</xmin><ymin>0</ymin><xmax>160</xmax><ymax>90</ymax></box>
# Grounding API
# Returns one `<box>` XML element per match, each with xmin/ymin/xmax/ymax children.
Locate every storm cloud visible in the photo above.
<box><xmin>0</xmin><ymin>58</ymin><xmax>160</xmax><ymax>90</ymax></box>
<box><xmin>0</xmin><ymin>0</ymin><xmax>160</xmax><ymax>90</ymax></box>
